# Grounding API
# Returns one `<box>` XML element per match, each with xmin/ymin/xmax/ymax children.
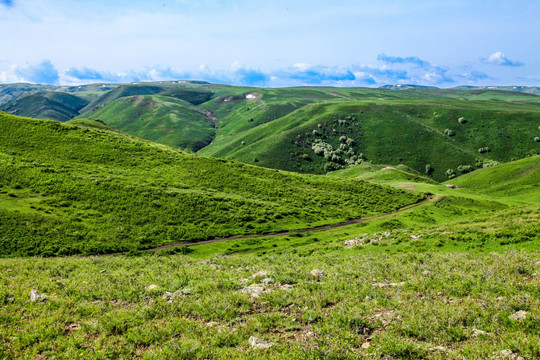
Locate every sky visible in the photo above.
<box><xmin>0</xmin><ymin>0</ymin><xmax>538</xmax><ymax>87</ymax></box>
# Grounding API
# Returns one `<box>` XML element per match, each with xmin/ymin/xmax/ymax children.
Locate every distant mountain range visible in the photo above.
<box><xmin>1</xmin><ymin>81</ymin><xmax>538</xmax><ymax>181</ymax></box>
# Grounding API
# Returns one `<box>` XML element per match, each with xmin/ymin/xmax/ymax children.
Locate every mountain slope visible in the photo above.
<box><xmin>200</xmin><ymin>99</ymin><xmax>540</xmax><ymax>181</ymax></box>
<box><xmin>0</xmin><ymin>112</ymin><xmax>422</xmax><ymax>257</ymax></box>
<box><xmin>81</xmin><ymin>95</ymin><xmax>215</xmax><ymax>151</ymax></box>
<box><xmin>0</xmin><ymin>91</ymin><xmax>89</xmax><ymax>122</ymax></box>
<box><xmin>448</xmin><ymin>155</ymin><xmax>540</xmax><ymax>201</ymax></box>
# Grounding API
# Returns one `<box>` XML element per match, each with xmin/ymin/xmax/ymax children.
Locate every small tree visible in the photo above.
<box><xmin>445</xmin><ymin>169</ymin><xmax>456</xmax><ymax>179</ymax></box>
<box><xmin>425</xmin><ymin>164</ymin><xmax>434</xmax><ymax>175</ymax></box>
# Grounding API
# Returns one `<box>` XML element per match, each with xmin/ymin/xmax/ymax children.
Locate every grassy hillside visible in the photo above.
<box><xmin>0</xmin><ymin>91</ymin><xmax>89</xmax><ymax>122</ymax></box>
<box><xmin>81</xmin><ymin>95</ymin><xmax>216</xmax><ymax>151</ymax></box>
<box><xmin>200</xmin><ymin>99</ymin><xmax>540</xmax><ymax>181</ymax></box>
<box><xmin>448</xmin><ymin>155</ymin><xmax>540</xmax><ymax>202</ymax></box>
<box><xmin>0</xmin><ymin>113</ymin><xmax>422</xmax><ymax>257</ymax></box>
<box><xmin>331</xmin><ymin>163</ymin><xmax>437</xmax><ymax>184</ymax></box>
<box><xmin>2</xmin><ymin>82</ymin><xmax>539</xmax><ymax>180</ymax></box>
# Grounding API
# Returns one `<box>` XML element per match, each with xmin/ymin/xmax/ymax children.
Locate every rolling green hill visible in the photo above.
<box><xmin>2</xmin><ymin>82</ymin><xmax>539</xmax><ymax>180</ymax></box>
<box><xmin>80</xmin><ymin>95</ymin><xmax>215</xmax><ymax>151</ymax></box>
<box><xmin>330</xmin><ymin>163</ymin><xmax>437</xmax><ymax>184</ymax></box>
<box><xmin>448</xmin><ymin>155</ymin><xmax>540</xmax><ymax>201</ymax></box>
<box><xmin>0</xmin><ymin>112</ymin><xmax>422</xmax><ymax>257</ymax></box>
<box><xmin>200</xmin><ymin>98</ymin><xmax>540</xmax><ymax>181</ymax></box>
<box><xmin>0</xmin><ymin>91</ymin><xmax>89</xmax><ymax>122</ymax></box>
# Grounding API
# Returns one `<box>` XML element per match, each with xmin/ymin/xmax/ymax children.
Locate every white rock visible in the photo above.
<box><xmin>251</xmin><ymin>270</ymin><xmax>270</xmax><ymax>278</ymax></box>
<box><xmin>373</xmin><ymin>282</ymin><xmax>405</xmax><ymax>288</ymax></box>
<box><xmin>497</xmin><ymin>349</ymin><xmax>525</xmax><ymax>360</ymax></box>
<box><xmin>310</xmin><ymin>269</ymin><xmax>325</xmax><ymax>277</ymax></box>
<box><xmin>146</xmin><ymin>284</ymin><xmax>159</xmax><ymax>291</ymax></box>
<box><xmin>471</xmin><ymin>328</ymin><xmax>487</xmax><ymax>337</ymax></box>
<box><xmin>240</xmin><ymin>284</ymin><xmax>267</xmax><ymax>298</ymax></box>
<box><xmin>280</xmin><ymin>284</ymin><xmax>294</xmax><ymax>291</ymax></box>
<box><xmin>29</xmin><ymin>289</ymin><xmax>47</xmax><ymax>302</ymax></box>
<box><xmin>509</xmin><ymin>310</ymin><xmax>527</xmax><ymax>321</ymax></box>
<box><xmin>249</xmin><ymin>336</ymin><xmax>272</xmax><ymax>349</ymax></box>
<box><xmin>260</xmin><ymin>278</ymin><xmax>275</xmax><ymax>284</ymax></box>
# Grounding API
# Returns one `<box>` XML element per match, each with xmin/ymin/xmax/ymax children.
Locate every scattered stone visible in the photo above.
<box><xmin>240</xmin><ymin>284</ymin><xmax>267</xmax><ymax>298</ymax></box>
<box><xmin>445</xmin><ymin>184</ymin><xmax>460</xmax><ymax>189</ymax></box>
<box><xmin>471</xmin><ymin>328</ymin><xmax>487</xmax><ymax>337</ymax></box>
<box><xmin>251</xmin><ymin>270</ymin><xmax>270</xmax><ymax>278</ymax></box>
<box><xmin>99</xmin><ymin>269</ymin><xmax>107</xmax><ymax>274</ymax></box>
<box><xmin>431</xmin><ymin>346</ymin><xmax>450</xmax><ymax>353</ymax></box>
<box><xmin>65</xmin><ymin>323</ymin><xmax>81</xmax><ymax>332</ymax></box>
<box><xmin>422</xmin><ymin>270</ymin><xmax>431</xmax><ymax>276</ymax></box>
<box><xmin>29</xmin><ymin>289</ymin><xmax>47</xmax><ymax>302</ymax></box>
<box><xmin>200</xmin><ymin>260</ymin><xmax>213</xmax><ymax>265</ymax></box>
<box><xmin>206</xmin><ymin>322</ymin><xmax>220</xmax><ymax>328</ymax></box>
<box><xmin>260</xmin><ymin>278</ymin><xmax>275</xmax><ymax>284</ymax></box>
<box><xmin>279</xmin><ymin>284</ymin><xmax>294</xmax><ymax>291</ymax></box>
<box><xmin>509</xmin><ymin>310</ymin><xmax>527</xmax><ymax>321</ymax></box>
<box><xmin>146</xmin><ymin>284</ymin><xmax>159</xmax><ymax>291</ymax></box>
<box><xmin>373</xmin><ymin>282</ymin><xmax>405</xmax><ymax>288</ymax></box>
<box><xmin>249</xmin><ymin>336</ymin><xmax>272</xmax><ymax>349</ymax></box>
<box><xmin>497</xmin><ymin>349</ymin><xmax>525</xmax><ymax>360</ymax></box>
<box><xmin>361</xmin><ymin>341</ymin><xmax>371</xmax><ymax>349</ymax></box>
<box><xmin>364</xmin><ymin>296</ymin><xmax>372</xmax><ymax>301</ymax></box>
<box><xmin>410</xmin><ymin>235</ymin><xmax>422</xmax><ymax>240</ymax></box>
<box><xmin>6</xmin><ymin>294</ymin><xmax>14</xmax><ymax>302</ymax></box>
<box><xmin>162</xmin><ymin>289</ymin><xmax>192</xmax><ymax>302</ymax></box>
<box><xmin>6</xmin><ymin>269</ymin><xmax>12</xmax><ymax>273</ymax></box>
<box><xmin>310</xmin><ymin>269</ymin><xmax>325</xmax><ymax>277</ymax></box>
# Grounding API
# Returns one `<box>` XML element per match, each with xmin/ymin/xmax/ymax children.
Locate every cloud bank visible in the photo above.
<box><xmin>0</xmin><ymin>54</ymin><xmax>500</xmax><ymax>87</ymax></box>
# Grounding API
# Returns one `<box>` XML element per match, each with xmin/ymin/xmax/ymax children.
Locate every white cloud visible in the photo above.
<box><xmin>484</xmin><ymin>51</ymin><xmax>524</xmax><ymax>67</ymax></box>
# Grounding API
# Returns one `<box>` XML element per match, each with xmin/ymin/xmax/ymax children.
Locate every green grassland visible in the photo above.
<box><xmin>0</xmin><ymin>112</ymin><xmax>421</xmax><ymax>257</ymax></box>
<box><xmin>2</xmin><ymin>82</ymin><xmax>539</xmax><ymax>181</ymax></box>
<box><xmin>79</xmin><ymin>95</ymin><xmax>216</xmax><ymax>151</ymax></box>
<box><xmin>0</xmin><ymin>91</ymin><xmax>89</xmax><ymax>122</ymax></box>
<box><xmin>199</xmin><ymin>97</ymin><xmax>540</xmax><ymax>181</ymax></box>
<box><xmin>0</xmin><ymin>84</ymin><xmax>539</xmax><ymax>358</ymax></box>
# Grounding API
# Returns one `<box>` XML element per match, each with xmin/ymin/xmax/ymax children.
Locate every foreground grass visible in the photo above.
<box><xmin>1</xmin><ymin>250</ymin><xmax>538</xmax><ymax>359</ymax></box>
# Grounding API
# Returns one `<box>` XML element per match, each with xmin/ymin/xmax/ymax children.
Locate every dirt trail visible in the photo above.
<box><xmin>148</xmin><ymin>194</ymin><xmax>442</xmax><ymax>252</ymax></box>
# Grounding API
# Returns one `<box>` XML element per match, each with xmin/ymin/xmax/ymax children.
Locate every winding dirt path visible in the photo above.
<box><xmin>147</xmin><ymin>194</ymin><xmax>442</xmax><ymax>252</ymax></box>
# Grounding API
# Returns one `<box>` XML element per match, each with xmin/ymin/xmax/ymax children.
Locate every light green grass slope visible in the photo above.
<box><xmin>0</xmin><ymin>112</ymin><xmax>422</xmax><ymax>257</ymax></box>
<box><xmin>81</xmin><ymin>95</ymin><xmax>216</xmax><ymax>151</ymax></box>
<box><xmin>448</xmin><ymin>155</ymin><xmax>540</xmax><ymax>201</ymax></box>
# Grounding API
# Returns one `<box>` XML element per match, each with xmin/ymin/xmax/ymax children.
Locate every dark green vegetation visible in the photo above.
<box><xmin>0</xmin><ymin>91</ymin><xmax>89</xmax><ymax>122</ymax></box>
<box><xmin>199</xmin><ymin>95</ymin><xmax>540</xmax><ymax>181</ymax></box>
<box><xmin>0</xmin><ymin>112</ymin><xmax>421</xmax><ymax>257</ymax></box>
<box><xmin>1</xmin><ymin>82</ymin><xmax>538</xmax><ymax>181</ymax></box>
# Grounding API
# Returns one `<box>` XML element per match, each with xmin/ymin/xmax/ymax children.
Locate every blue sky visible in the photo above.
<box><xmin>0</xmin><ymin>0</ymin><xmax>538</xmax><ymax>87</ymax></box>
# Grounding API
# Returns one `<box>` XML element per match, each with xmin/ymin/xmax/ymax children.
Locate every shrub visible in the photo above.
<box><xmin>345</xmin><ymin>138</ymin><xmax>355</xmax><ymax>146</ymax></box>
<box><xmin>444</xmin><ymin>129</ymin><xmax>455</xmax><ymax>136</ymax></box>
<box><xmin>339</xmin><ymin>136</ymin><xmax>347</xmax><ymax>143</ymax></box>
<box><xmin>478</xmin><ymin>147</ymin><xmax>491</xmax><ymax>153</ymax></box>
<box><xmin>324</xmin><ymin>162</ymin><xmax>343</xmax><ymax>172</ymax></box>
<box><xmin>534</xmin><ymin>137</ymin><xmax>540</xmax><ymax>143</ymax></box>
<box><xmin>482</xmin><ymin>159</ymin><xmax>500</xmax><ymax>168</ymax></box>
<box><xmin>445</xmin><ymin>169</ymin><xmax>456</xmax><ymax>179</ymax></box>
<box><xmin>457</xmin><ymin>165</ymin><xmax>474</xmax><ymax>174</ymax></box>
<box><xmin>458</xmin><ymin>117</ymin><xmax>467</xmax><ymax>124</ymax></box>
<box><xmin>241</xmin><ymin>141</ymin><xmax>245</xmax><ymax>146</ymax></box>
<box><xmin>425</xmin><ymin>164</ymin><xmax>434</xmax><ymax>174</ymax></box>
<box><xmin>312</xmin><ymin>130</ymin><xmax>322</xmax><ymax>136</ymax></box>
